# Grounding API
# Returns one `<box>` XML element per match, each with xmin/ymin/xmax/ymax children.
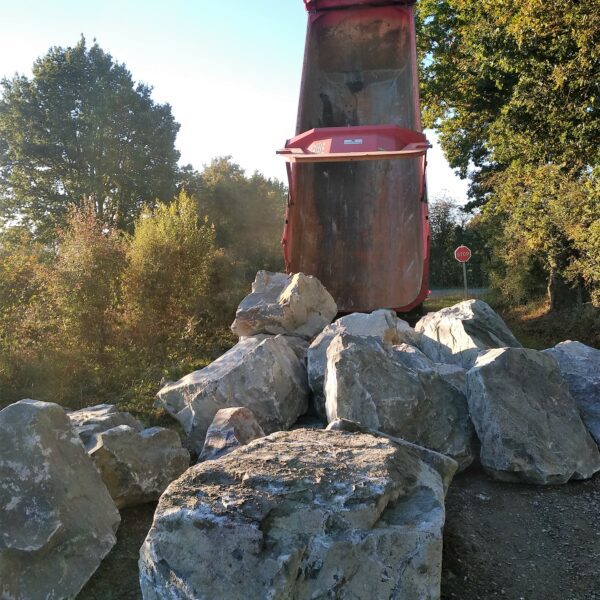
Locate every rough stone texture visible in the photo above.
<box><xmin>416</xmin><ymin>300</ymin><xmax>522</xmax><ymax>369</ymax></box>
<box><xmin>89</xmin><ymin>425</ymin><xmax>190</xmax><ymax>509</ymax></box>
<box><xmin>308</xmin><ymin>310</ymin><xmax>418</xmax><ymax>419</ymax></box>
<box><xmin>543</xmin><ymin>341</ymin><xmax>600</xmax><ymax>445</ymax></box>
<box><xmin>325</xmin><ymin>333</ymin><xmax>475</xmax><ymax>470</ymax></box>
<box><xmin>139</xmin><ymin>429</ymin><xmax>448</xmax><ymax>600</ymax></box>
<box><xmin>231</xmin><ymin>270</ymin><xmax>337</xmax><ymax>339</ymax></box>
<box><xmin>156</xmin><ymin>335</ymin><xmax>309</xmax><ymax>453</ymax></box>
<box><xmin>325</xmin><ymin>418</ymin><xmax>458</xmax><ymax>493</ymax></box>
<box><xmin>199</xmin><ymin>406</ymin><xmax>265</xmax><ymax>461</ymax></box>
<box><xmin>392</xmin><ymin>342</ymin><xmax>436</xmax><ymax>371</ymax></box>
<box><xmin>431</xmin><ymin>364</ymin><xmax>468</xmax><ymax>396</ymax></box>
<box><xmin>68</xmin><ymin>403</ymin><xmax>144</xmax><ymax>451</ymax></box>
<box><xmin>466</xmin><ymin>348</ymin><xmax>600</xmax><ymax>484</ymax></box>
<box><xmin>0</xmin><ymin>400</ymin><xmax>120</xmax><ymax>600</ymax></box>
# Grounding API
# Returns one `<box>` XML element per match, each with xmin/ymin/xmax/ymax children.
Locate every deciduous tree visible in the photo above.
<box><xmin>0</xmin><ymin>37</ymin><xmax>180</xmax><ymax>237</ymax></box>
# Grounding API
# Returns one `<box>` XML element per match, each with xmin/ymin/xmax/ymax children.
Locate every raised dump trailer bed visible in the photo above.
<box><xmin>279</xmin><ymin>0</ymin><xmax>430</xmax><ymax>313</ymax></box>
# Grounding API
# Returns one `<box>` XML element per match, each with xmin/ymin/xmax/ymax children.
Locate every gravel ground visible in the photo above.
<box><xmin>78</xmin><ymin>465</ymin><xmax>600</xmax><ymax>599</ymax></box>
<box><xmin>442</xmin><ymin>467</ymin><xmax>600</xmax><ymax>600</ymax></box>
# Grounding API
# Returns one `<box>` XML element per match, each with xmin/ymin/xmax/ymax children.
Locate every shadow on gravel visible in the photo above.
<box><xmin>79</xmin><ymin>503</ymin><xmax>156</xmax><ymax>599</ymax></box>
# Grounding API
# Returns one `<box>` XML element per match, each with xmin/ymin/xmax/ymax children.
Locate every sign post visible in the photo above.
<box><xmin>454</xmin><ymin>245</ymin><xmax>472</xmax><ymax>299</ymax></box>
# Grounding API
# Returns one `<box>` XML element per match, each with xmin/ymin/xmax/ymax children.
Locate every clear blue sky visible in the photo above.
<box><xmin>0</xmin><ymin>0</ymin><xmax>468</xmax><ymax>202</ymax></box>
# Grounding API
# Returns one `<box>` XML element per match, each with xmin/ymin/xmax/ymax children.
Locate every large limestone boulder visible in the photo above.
<box><xmin>325</xmin><ymin>333</ymin><xmax>475</xmax><ymax>470</ymax></box>
<box><xmin>199</xmin><ymin>406</ymin><xmax>265</xmax><ymax>461</ymax></box>
<box><xmin>543</xmin><ymin>341</ymin><xmax>600</xmax><ymax>445</ymax></box>
<box><xmin>326</xmin><ymin>418</ymin><xmax>458</xmax><ymax>492</ymax></box>
<box><xmin>466</xmin><ymin>348</ymin><xmax>600</xmax><ymax>484</ymax></box>
<box><xmin>416</xmin><ymin>300</ymin><xmax>522</xmax><ymax>369</ymax></box>
<box><xmin>89</xmin><ymin>425</ymin><xmax>190</xmax><ymax>508</ymax></box>
<box><xmin>231</xmin><ymin>271</ymin><xmax>337</xmax><ymax>339</ymax></box>
<box><xmin>68</xmin><ymin>403</ymin><xmax>143</xmax><ymax>451</ymax></box>
<box><xmin>0</xmin><ymin>400</ymin><xmax>120</xmax><ymax>600</ymax></box>
<box><xmin>156</xmin><ymin>335</ymin><xmax>309</xmax><ymax>453</ymax></box>
<box><xmin>308</xmin><ymin>309</ymin><xmax>418</xmax><ymax>419</ymax></box>
<box><xmin>139</xmin><ymin>429</ymin><xmax>449</xmax><ymax>600</ymax></box>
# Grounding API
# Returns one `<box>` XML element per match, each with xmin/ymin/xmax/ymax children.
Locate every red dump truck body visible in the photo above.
<box><xmin>279</xmin><ymin>0</ymin><xmax>430</xmax><ymax>313</ymax></box>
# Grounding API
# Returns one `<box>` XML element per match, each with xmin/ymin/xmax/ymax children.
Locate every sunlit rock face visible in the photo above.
<box><xmin>156</xmin><ymin>334</ymin><xmax>309</xmax><ymax>453</ymax></box>
<box><xmin>416</xmin><ymin>299</ymin><xmax>522</xmax><ymax>369</ymax></box>
<box><xmin>231</xmin><ymin>271</ymin><xmax>337</xmax><ymax>339</ymax></box>
<box><xmin>140</xmin><ymin>429</ymin><xmax>450</xmax><ymax>600</ymax></box>
<box><xmin>543</xmin><ymin>340</ymin><xmax>600</xmax><ymax>446</ymax></box>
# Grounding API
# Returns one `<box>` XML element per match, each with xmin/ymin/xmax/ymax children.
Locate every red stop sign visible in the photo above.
<box><xmin>454</xmin><ymin>245</ymin><xmax>472</xmax><ymax>263</ymax></box>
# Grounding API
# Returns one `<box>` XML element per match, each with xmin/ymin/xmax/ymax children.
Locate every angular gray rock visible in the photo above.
<box><xmin>466</xmin><ymin>348</ymin><xmax>600</xmax><ymax>484</ymax></box>
<box><xmin>0</xmin><ymin>400</ymin><xmax>120</xmax><ymax>600</ymax></box>
<box><xmin>199</xmin><ymin>406</ymin><xmax>265</xmax><ymax>461</ymax></box>
<box><xmin>140</xmin><ymin>429</ymin><xmax>448</xmax><ymax>600</ymax></box>
<box><xmin>231</xmin><ymin>270</ymin><xmax>337</xmax><ymax>339</ymax></box>
<box><xmin>416</xmin><ymin>300</ymin><xmax>522</xmax><ymax>369</ymax></box>
<box><xmin>325</xmin><ymin>333</ymin><xmax>476</xmax><ymax>470</ymax></box>
<box><xmin>326</xmin><ymin>418</ymin><xmax>458</xmax><ymax>492</ymax></box>
<box><xmin>308</xmin><ymin>309</ymin><xmax>418</xmax><ymax>419</ymax></box>
<box><xmin>543</xmin><ymin>341</ymin><xmax>600</xmax><ymax>445</ymax></box>
<box><xmin>393</xmin><ymin>342</ymin><xmax>436</xmax><ymax>371</ymax></box>
<box><xmin>392</xmin><ymin>344</ymin><xmax>468</xmax><ymax>395</ymax></box>
<box><xmin>156</xmin><ymin>335</ymin><xmax>309</xmax><ymax>453</ymax></box>
<box><xmin>68</xmin><ymin>403</ymin><xmax>143</xmax><ymax>451</ymax></box>
<box><xmin>431</xmin><ymin>363</ymin><xmax>468</xmax><ymax>396</ymax></box>
<box><xmin>89</xmin><ymin>425</ymin><xmax>190</xmax><ymax>508</ymax></box>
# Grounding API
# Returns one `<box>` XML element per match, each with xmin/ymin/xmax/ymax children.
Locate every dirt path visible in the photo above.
<box><xmin>442</xmin><ymin>467</ymin><xmax>600</xmax><ymax>600</ymax></box>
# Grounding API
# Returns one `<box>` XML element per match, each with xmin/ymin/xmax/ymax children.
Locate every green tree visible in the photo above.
<box><xmin>0</xmin><ymin>37</ymin><xmax>180</xmax><ymax>237</ymax></box>
<box><xmin>0</xmin><ymin>206</ymin><xmax>127</xmax><ymax>407</ymax></box>
<box><xmin>480</xmin><ymin>164</ymin><xmax>599</xmax><ymax>308</ymax></box>
<box><xmin>179</xmin><ymin>157</ymin><xmax>286</xmax><ymax>302</ymax></box>
<box><xmin>418</xmin><ymin>0</ymin><xmax>600</xmax><ymax>306</ymax></box>
<box><xmin>0</xmin><ymin>228</ymin><xmax>49</xmax><ymax>403</ymax></box>
<box><xmin>122</xmin><ymin>192</ymin><xmax>219</xmax><ymax>364</ymax></box>
<box><xmin>417</xmin><ymin>0</ymin><xmax>600</xmax><ymax>205</ymax></box>
<box><xmin>48</xmin><ymin>203</ymin><xmax>126</xmax><ymax>367</ymax></box>
<box><xmin>428</xmin><ymin>196</ymin><xmax>487</xmax><ymax>288</ymax></box>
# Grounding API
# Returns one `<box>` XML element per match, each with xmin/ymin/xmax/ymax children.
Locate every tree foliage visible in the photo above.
<box><xmin>0</xmin><ymin>37</ymin><xmax>180</xmax><ymax>236</ymax></box>
<box><xmin>417</xmin><ymin>0</ymin><xmax>600</xmax><ymax>203</ymax></box>
<box><xmin>428</xmin><ymin>196</ymin><xmax>487</xmax><ymax>288</ymax></box>
<box><xmin>180</xmin><ymin>156</ymin><xmax>286</xmax><ymax>279</ymax></box>
<box><xmin>122</xmin><ymin>192</ymin><xmax>218</xmax><ymax>362</ymax></box>
<box><xmin>418</xmin><ymin>0</ymin><xmax>600</xmax><ymax>306</ymax></box>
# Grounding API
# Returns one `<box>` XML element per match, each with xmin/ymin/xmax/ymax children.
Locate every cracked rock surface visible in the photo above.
<box><xmin>416</xmin><ymin>300</ymin><xmax>521</xmax><ymax>369</ymax></box>
<box><xmin>139</xmin><ymin>429</ymin><xmax>449</xmax><ymax>600</ymax></box>
<box><xmin>0</xmin><ymin>400</ymin><xmax>120</xmax><ymax>600</ymax></box>
<box><xmin>466</xmin><ymin>348</ymin><xmax>600</xmax><ymax>484</ymax></box>
<box><xmin>68</xmin><ymin>403</ymin><xmax>144</xmax><ymax>451</ymax></box>
<box><xmin>308</xmin><ymin>309</ymin><xmax>417</xmax><ymax>419</ymax></box>
<box><xmin>156</xmin><ymin>335</ymin><xmax>309</xmax><ymax>453</ymax></box>
<box><xmin>199</xmin><ymin>406</ymin><xmax>265</xmax><ymax>461</ymax></box>
<box><xmin>543</xmin><ymin>340</ymin><xmax>600</xmax><ymax>445</ymax></box>
<box><xmin>231</xmin><ymin>270</ymin><xmax>337</xmax><ymax>339</ymax></box>
<box><xmin>90</xmin><ymin>425</ymin><xmax>190</xmax><ymax>509</ymax></box>
<box><xmin>325</xmin><ymin>333</ymin><xmax>476</xmax><ymax>470</ymax></box>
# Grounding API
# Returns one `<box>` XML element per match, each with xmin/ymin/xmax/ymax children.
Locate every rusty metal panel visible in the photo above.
<box><xmin>285</xmin><ymin>4</ymin><xmax>428</xmax><ymax>312</ymax></box>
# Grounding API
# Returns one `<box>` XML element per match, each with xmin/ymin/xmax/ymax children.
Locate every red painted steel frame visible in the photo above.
<box><xmin>278</xmin><ymin>125</ymin><xmax>430</xmax><ymax>163</ymax></box>
<box><xmin>281</xmin><ymin>0</ymin><xmax>430</xmax><ymax>313</ymax></box>
<box><xmin>304</xmin><ymin>0</ymin><xmax>417</xmax><ymax>11</ymax></box>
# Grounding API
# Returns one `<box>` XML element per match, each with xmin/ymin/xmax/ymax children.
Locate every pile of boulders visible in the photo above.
<box><xmin>1</xmin><ymin>270</ymin><xmax>599</xmax><ymax>599</ymax></box>
<box><xmin>0</xmin><ymin>401</ymin><xmax>190</xmax><ymax>599</ymax></box>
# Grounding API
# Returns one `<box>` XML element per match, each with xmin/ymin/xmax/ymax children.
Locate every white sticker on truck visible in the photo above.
<box><xmin>343</xmin><ymin>139</ymin><xmax>364</xmax><ymax>145</ymax></box>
